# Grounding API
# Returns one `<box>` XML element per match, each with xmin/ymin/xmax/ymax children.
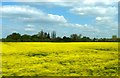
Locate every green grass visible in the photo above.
<box><xmin>1</xmin><ymin>42</ymin><xmax>118</xmax><ymax>76</ymax></box>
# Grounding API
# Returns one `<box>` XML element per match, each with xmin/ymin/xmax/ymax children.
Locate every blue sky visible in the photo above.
<box><xmin>0</xmin><ymin>0</ymin><xmax>118</xmax><ymax>38</ymax></box>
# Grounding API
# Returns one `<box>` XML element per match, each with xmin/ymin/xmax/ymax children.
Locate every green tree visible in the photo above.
<box><xmin>51</xmin><ymin>31</ymin><xmax>56</xmax><ymax>39</ymax></box>
<box><xmin>38</xmin><ymin>30</ymin><xmax>44</xmax><ymax>39</ymax></box>
<box><xmin>6</xmin><ymin>33</ymin><xmax>21</xmax><ymax>42</ymax></box>
<box><xmin>47</xmin><ymin>33</ymin><xmax>50</xmax><ymax>39</ymax></box>
<box><xmin>70</xmin><ymin>34</ymin><xmax>79</xmax><ymax>41</ymax></box>
<box><xmin>21</xmin><ymin>34</ymin><xmax>31</xmax><ymax>42</ymax></box>
<box><xmin>31</xmin><ymin>34</ymin><xmax>39</xmax><ymax>42</ymax></box>
<box><xmin>81</xmin><ymin>36</ymin><xmax>91</xmax><ymax>42</ymax></box>
<box><xmin>112</xmin><ymin>35</ymin><xmax>117</xmax><ymax>41</ymax></box>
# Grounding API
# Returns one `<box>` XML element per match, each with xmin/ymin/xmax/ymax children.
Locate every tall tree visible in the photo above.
<box><xmin>38</xmin><ymin>30</ymin><xmax>44</xmax><ymax>39</ymax></box>
<box><xmin>47</xmin><ymin>33</ymin><xmax>50</xmax><ymax>39</ymax></box>
<box><xmin>51</xmin><ymin>31</ymin><xmax>56</xmax><ymax>39</ymax></box>
<box><xmin>70</xmin><ymin>34</ymin><xmax>79</xmax><ymax>41</ymax></box>
<box><xmin>44</xmin><ymin>32</ymin><xmax>48</xmax><ymax>39</ymax></box>
<box><xmin>78</xmin><ymin>34</ymin><xmax>82</xmax><ymax>39</ymax></box>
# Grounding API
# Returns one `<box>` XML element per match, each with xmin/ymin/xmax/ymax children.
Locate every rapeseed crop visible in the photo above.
<box><xmin>1</xmin><ymin>42</ymin><xmax>118</xmax><ymax>76</ymax></box>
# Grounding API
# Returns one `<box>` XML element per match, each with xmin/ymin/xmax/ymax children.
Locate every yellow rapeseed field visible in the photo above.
<box><xmin>1</xmin><ymin>42</ymin><xmax>118</xmax><ymax>76</ymax></box>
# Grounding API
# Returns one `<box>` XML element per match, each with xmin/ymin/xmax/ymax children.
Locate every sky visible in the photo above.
<box><xmin>0</xmin><ymin>0</ymin><xmax>119</xmax><ymax>38</ymax></box>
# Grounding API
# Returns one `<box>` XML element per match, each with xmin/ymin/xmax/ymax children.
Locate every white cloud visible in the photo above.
<box><xmin>70</xmin><ymin>6</ymin><xmax>117</xmax><ymax>16</ymax></box>
<box><xmin>95</xmin><ymin>16</ymin><xmax>118</xmax><ymax>29</ymax></box>
<box><xmin>19</xmin><ymin>0</ymin><xmax>118</xmax><ymax>7</ymax></box>
<box><xmin>70</xmin><ymin>5</ymin><xmax>117</xmax><ymax>31</ymax></box>
<box><xmin>96</xmin><ymin>17</ymin><xmax>111</xmax><ymax>21</ymax></box>
<box><xmin>96</xmin><ymin>17</ymin><xmax>102</xmax><ymax>21</ymax></box>
<box><xmin>11</xmin><ymin>30</ymin><xmax>18</xmax><ymax>33</ymax></box>
<box><xmin>62</xmin><ymin>23</ymin><xmax>100</xmax><ymax>33</ymax></box>
<box><xmin>1</xmin><ymin>5</ymin><xmax>67</xmax><ymax>24</ymax></box>
<box><xmin>1</xmin><ymin>5</ymin><xmax>44</xmax><ymax>17</ymax></box>
<box><xmin>48</xmin><ymin>14</ymin><xmax>67</xmax><ymax>23</ymax></box>
<box><xmin>24</xmin><ymin>28</ymin><xmax>35</xmax><ymax>31</ymax></box>
<box><xmin>1</xmin><ymin>1</ymin><xmax>118</xmax><ymax>38</ymax></box>
<box><xmin>2</xmin><ymin>0</ymin><xmax>119</xmax><ymax>3</ymax></box>
<box><xmin>24</xmin><ymin>24</ymin><xmax>35</xmax><ymax>32</ymax></box>
<box><xmin>26</xmin><ymin>25</ymin><xmax>35</xmax><ymax>28</ymax></box>
<box><xmin>82</xmin><ymin>0</ymin><xmax>118</xmax><ymax>6</ymax></box>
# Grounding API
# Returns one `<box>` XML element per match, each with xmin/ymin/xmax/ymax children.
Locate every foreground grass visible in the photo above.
<box><xmin>1</xmin><ymin>42</ymin><xmax>118</xmax><ymax>76</ymax></box>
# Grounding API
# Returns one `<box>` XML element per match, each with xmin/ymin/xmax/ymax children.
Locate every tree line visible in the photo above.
<box><xmin>1</xmin><ymin>30</ymin><xmax>120</xmax><ymax>42</ymax></box>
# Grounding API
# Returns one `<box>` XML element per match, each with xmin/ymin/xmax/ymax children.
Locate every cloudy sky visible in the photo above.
<box><xmin>0</xmin><ymin>0</ymin><xmax>118</xmax><ymax>38</ymax></box>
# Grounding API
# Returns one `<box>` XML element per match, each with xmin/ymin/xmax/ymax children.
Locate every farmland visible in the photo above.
<box><xmin>1</xmin><ymin>42</ymin><xmax>118</xmax><ymax>76</ymax></box>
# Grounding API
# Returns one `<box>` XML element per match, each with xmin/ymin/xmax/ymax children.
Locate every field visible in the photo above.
<box><xmin>1</xmin><ymin>42</ymin><xmax>118</xmax><ymax>76</ymax></box>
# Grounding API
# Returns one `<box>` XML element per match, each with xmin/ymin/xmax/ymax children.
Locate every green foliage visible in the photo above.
<box><xmin>2</xmin><ymin>30</ymin><xmax>119</xmax><ymax>42</ymax></box>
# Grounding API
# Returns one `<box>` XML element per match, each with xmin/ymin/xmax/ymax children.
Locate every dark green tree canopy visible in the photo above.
<box><xmin>2</xmin><ymin>30</ymin><xmax>119</xmax><ymax>42</ymax></box>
